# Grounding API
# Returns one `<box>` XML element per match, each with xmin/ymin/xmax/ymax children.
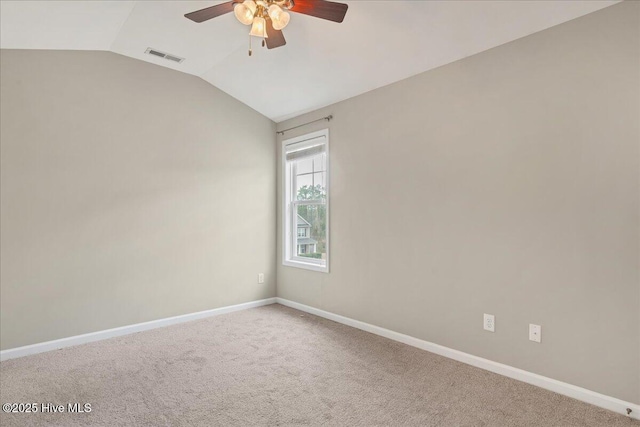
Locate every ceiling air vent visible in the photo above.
<box><xmin>144</xmin><ymin>48</ymin><xmax>185</xmax><ymax>64</ymax></box>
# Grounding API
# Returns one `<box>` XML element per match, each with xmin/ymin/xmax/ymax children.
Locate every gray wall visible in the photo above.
<box><xmin>276</xmin><ymin>2</ymin><xmax>639</xmax><ymax>404</ymax></box>
<box><xmin>0</xmin><ymin>50</ymin><xmax>276</xmax><ymax>350</ymax></box>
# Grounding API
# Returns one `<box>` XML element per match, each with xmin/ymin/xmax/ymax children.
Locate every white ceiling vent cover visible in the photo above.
<box><xmin>144</xmin><ymin>48</ymin><xmax>185</xmax><ymax>64</ymax></box>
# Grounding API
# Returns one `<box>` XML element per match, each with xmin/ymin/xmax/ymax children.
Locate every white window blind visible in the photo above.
<box><xmin>285</xmin><ymin>136</ymin><xmax>326</xmax><ymax>162</ymax></box>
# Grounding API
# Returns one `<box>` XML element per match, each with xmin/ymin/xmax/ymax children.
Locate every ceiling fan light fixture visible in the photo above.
<box><xmin>185</xmin><ymin>0</ymin><xmax>348</xmax><ymax>54</ymax></box>
<box><xmin>234</xmin><ymin>0</ymin><xmax>257</xmax><ymax>25</ymax></box>
<box><xmin>250</xmin><ymin>16</ymin><xmax>268</xmax><ymax>38</ymax></box>
<box><xmin>268</xmin><ymin>5</ymin><xmax>290</xmax><ymax>30</ymax></box>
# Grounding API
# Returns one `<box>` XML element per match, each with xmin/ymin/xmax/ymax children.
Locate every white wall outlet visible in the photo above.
<box><xmin>483</xmin><ymin>314</ymin><xmax>495</xmax><ymax>332</ymax></box>
<box><xmin>529</xmin><ymin>324</ymin><xmax>541</xmax><ymax>343</ymax></box>
<box><xmin>258</xmin><ymin>273</ymin><xmax>264</xmax><ymax>284</ymax></box>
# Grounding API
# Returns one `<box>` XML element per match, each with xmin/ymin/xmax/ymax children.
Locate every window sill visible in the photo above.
<box><xmin>283</xmin><ymin>259</ymin><xmax>329</xmax><ymax>273</ymax></box>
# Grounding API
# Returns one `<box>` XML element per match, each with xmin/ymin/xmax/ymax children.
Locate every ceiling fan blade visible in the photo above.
<box><xmin>289</xmin><ymin>0</ymin><xmax>348</xmax><ymax>23</ymax></box>
<box><xmin>266</xmin><ymin>20</ymin><xmax>286</xmax><ymax>49</ymax></box>
<box><xmin>185</xmin><ymin>1</ymin><xmax>237</xmax><ymax>23</ymax></box>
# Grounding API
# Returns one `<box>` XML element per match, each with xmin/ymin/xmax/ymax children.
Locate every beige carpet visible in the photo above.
<box><xmin>0</xmin><ymin>304</ymin><xmax>637</xmax><ymax>427</ymax></box>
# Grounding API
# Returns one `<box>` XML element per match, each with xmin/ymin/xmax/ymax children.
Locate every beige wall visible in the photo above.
<box><xmin>0</xmin><ymin>50</ymin><xmax>276</xmax><ymax>350</ymax></box>
<box><xmin>277</xmin><ymin>2</ymin><xmax>639</xmax><ymax>404</ymax></box>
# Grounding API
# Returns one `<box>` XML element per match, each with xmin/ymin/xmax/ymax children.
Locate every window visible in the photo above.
<box><xmin>283</xmin><ymin>129</ymin><xmax>329</xmax><ymax>272</ymax></box>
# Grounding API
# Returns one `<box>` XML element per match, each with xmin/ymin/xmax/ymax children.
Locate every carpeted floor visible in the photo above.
<box><xmin>0</xmin><ymin>304</ymin><xmax>637</xmax><ymax>426</ymax></box>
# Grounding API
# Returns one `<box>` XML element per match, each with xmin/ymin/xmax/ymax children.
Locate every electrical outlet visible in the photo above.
<box><xmin>529</xmin><ymin>324</ymin><xmax>541</xmax><ymax>343</ymax></box>
<box><xmin>258</xmin><ymin>273</ymin><xmax>264</xmax><ymax>284</ymax></box>
<box><xmin>483</xmin><ymin>314</ymin><xmax>495</xmax><ymax>332</ymax></box>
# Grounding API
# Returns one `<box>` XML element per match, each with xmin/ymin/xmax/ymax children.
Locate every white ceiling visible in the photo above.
<box><xmin>0</xmin><ymin>1</ymin><xmax>619</xmax><ymax>122</ymax></box>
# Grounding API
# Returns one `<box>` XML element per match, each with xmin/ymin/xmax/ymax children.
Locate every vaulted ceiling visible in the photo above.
<box><xmin>0</xmin><ymin>1</ymin><xmax>618</xmax><ymax>121</ymax></box>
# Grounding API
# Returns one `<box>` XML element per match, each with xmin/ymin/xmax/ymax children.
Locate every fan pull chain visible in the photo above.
<box><xmin>248</xmin><ymin>34</ymin><xmax>252</xmax><ymax>56</ymax></box>
<box><xmin>262</xmin><ymin>39</ymin><xmax>266</xmax><ymax>48</ymax></box>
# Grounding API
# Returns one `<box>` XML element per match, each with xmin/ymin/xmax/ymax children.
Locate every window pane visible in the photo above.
<box><xmin>296</xmin><ymin>204</ymin><xmax>327</xmax><ymax>261</ymax></box>
<box><xmin>313</xmin><ymin>155</ymin><xmax>326</xmax><ymax>173</ymax></box>
<box><xmin>295</xmin><ymin>173</ymin><xmax>313</xmax><ymax>198</ymax></box>
<box><xmin>296</xmin><ymin>182</ymin><xmax>325</xmax><ymax>201</ymax></box>
<box><xmin>312</xmin><ymin>172</ymin><xmax>326</xmax><ymax>194</ymax></box>
<box><xmin>294</xmin><ymin>153</ymin><xmax>326</xmax><ymax>201</ymax></box>
<box><xmin>296</xmin><ymin>158</ymin><xmax>313</xmax><ymax>175</ymax></box>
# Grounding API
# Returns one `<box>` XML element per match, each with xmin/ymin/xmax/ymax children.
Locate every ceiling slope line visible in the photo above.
<box><xmin>107</xmin><ymin>0</ymin><xmax>138</xmax><ymax>52</ymax></box>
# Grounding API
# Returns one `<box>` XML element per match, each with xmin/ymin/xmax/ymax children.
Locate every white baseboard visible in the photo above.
<box><xmin>276</xmin><ymin>297</ymin><xmax>639</xmax><ymax>420</ymax></box>
<box><xmin>2</xmin><ymin>296</ymin><xmax>637</xmax><ymax>419</ymax></box>
<box><xmin>0</xmin><ymin>297</ymin><xmax>277</xmax><ymax>362</ymax></box>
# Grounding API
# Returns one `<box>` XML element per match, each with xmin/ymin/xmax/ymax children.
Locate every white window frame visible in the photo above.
<box><xmin>282</xmin><ymin>128</ymin><xmax>330</xmax><ymax>273</ymax></box>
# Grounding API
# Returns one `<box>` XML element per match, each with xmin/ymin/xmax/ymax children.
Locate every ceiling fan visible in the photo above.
<box><xmin>184</xmin><ymin>0</ymin><xmax>348</xmax><ymax>55</ymax></box>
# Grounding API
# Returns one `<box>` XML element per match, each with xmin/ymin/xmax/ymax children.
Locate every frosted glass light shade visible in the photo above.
<box><xmin>267</xmin><ymin>5</ymin><xmax>282</xmax><ymax>20</ymax></box>
<box><xmin>275</xmin><ymin>11</ymin><xmax>290</xmax><ymax>30</ymax></box>
<box><xmin>244</xmin><ymin>0</ymin><xmax>257</xmax><ymax>14</ymax></box>
<box><xmin>250</xmin><ymin>16</ymin><xmax>268</xmax><ymax>38</ymax></box>
<box><xmin>234</xmin><ymin>0</ymin><xmax>256</xmax><ymax>25</ymax></box>
<box><xmin>268</xmin><ymin>5</ymin><xmax>290</xmax><ymax>30</ymax></box>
